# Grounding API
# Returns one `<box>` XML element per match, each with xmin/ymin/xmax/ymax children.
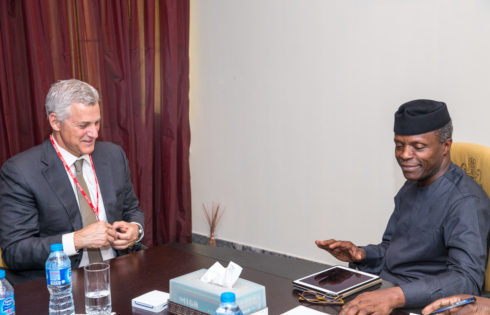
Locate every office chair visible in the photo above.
<box><xmin>0</xmin><ymin>248</ymin><xmax>6</xmax><ymax>269</ymax></box>
<box><xmin>450</xmin><ymin>142</ymin><xmax>490</xmax><ymax>291</ymax></box>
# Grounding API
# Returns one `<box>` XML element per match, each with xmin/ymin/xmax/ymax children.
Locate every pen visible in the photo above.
<box><xmin>429</xmin><ymin>297</ymin><xmax>476</xmax><ymax>314</ymax></box>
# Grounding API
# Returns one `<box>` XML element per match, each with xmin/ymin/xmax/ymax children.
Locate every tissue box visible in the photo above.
<box><xmin>169</xmin><ymin>269</ymin><xmax>266</xmax><ymax>315</ymax></box>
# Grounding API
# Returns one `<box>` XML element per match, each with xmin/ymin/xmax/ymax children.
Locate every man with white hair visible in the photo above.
<box><xmin>0</xmin><ymin>79</ymin><xmax>144</xmax><ymax>284</ymax></box>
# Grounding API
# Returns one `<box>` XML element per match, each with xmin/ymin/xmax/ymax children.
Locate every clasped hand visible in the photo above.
<box><xmin>74</xmin><ymin>221</ymin><xmax>139</xmax><ymax>250</ymax></box>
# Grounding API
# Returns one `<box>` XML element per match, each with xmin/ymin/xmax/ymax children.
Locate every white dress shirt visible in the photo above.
<box><xmin>53</xmin><ymin>137</ymin><xmax>116</xmax><ymax>267</ymax></box>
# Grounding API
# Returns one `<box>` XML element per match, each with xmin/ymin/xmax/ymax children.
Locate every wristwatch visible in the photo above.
<box><xmin>134</xmin><ymin>222</ymin><xmax>144</xmax><ymax>243</ymax></box>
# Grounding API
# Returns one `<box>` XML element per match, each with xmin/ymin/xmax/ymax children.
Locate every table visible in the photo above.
<box><xmin>13</xmin><ymin>244</ymin><xmax>408</xmax><ymax>315</ymax></box>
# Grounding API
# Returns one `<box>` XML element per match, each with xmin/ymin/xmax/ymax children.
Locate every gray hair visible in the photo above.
<box><xmin>436</xmin><ymin>120</ymin><xmax>453</xmax><ymax>143</ymax></box>
<box><xmin>45</xmin><ymin>79</ymin><xmax>99</xmax><ymax>122</ymax></box>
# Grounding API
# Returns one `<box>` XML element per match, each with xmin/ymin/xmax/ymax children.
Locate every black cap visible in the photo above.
<box><xmin>394</xmin><ymin>99</ymin><xmax>451</xmax><ymax>135</ymax></box>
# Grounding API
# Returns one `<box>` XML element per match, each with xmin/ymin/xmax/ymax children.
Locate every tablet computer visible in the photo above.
<box><xmin>292</xmin><ymin>265</ymin><xmax>381</xmax><ymax>298</ymax></box>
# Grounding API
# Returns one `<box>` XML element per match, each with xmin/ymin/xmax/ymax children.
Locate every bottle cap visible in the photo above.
<box><xmin>50</xmin><ymin>243</ymin><xmax>63</xmax><ymax>252</ymax></box>
<box><xmin>0</xmin><ymin>269</ymin><xmax>5</xmax><ymax>279</ymax></box>
<box><xmin>220</xmin><ymin>292</ymin><xmax>236</xmax><ymax>303</ymax></box>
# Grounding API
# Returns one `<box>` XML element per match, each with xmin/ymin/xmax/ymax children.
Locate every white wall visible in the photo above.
<box><xmin>189</xmin><ymin>0</ymin><xmax>490</xmax><ymax>265</ymax></box>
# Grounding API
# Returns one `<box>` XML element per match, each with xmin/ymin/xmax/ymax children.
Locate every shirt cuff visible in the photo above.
<box><xmin>399</xmin><ymin>280</ymin><xmax>431</xmax><ymax>308</ymax></box>
<box><xmin>62</xmin><ymin>232</ymin><xmax>78</xmax><ymax>256</ymax></box>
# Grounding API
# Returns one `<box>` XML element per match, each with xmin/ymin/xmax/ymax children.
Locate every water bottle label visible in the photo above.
<box><xmin>46</xmin><ymin>267</ymin><xmax>72</xmax><ymax>285</ymax></box>
<box><xmin>0</xmin><ymin>296</ymin><xmax>15</xmax><ymax>314</ymax></box>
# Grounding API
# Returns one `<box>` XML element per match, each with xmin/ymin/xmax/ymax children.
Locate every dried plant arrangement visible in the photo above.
<box><xmin>202</xmin><ymin>202</ymin><xmax>225</xmax><ymax>246</ymax></box>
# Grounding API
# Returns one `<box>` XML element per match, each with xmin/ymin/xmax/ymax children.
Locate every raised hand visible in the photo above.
<box><xmin>315</xmin><ymin>239</ymin><xmax>366</xmax><ymax>263</ymax></box>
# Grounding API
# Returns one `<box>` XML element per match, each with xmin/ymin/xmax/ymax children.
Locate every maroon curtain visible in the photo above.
<box><xmin>0</xmin><ymin>0</ymin><xmax>191</xmax><ymax>246</ymax></box>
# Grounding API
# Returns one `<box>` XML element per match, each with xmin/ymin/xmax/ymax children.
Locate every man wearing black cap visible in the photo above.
<box><xmin>316</xmin><ymin>99</ymin><xmax>490</xmax><ymax>314</ymax></box>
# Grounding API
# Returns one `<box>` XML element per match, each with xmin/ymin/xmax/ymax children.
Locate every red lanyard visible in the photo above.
<box><xmin>50</xmin><ymin>134</ymin><xmax>100</xmax><ymax>220</ymax></box>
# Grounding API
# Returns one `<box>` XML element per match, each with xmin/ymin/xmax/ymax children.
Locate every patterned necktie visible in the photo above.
<box><xmin>74</xmin><ymin>159</ymin><xmax>103</xmax><ymax>263</ymax></box>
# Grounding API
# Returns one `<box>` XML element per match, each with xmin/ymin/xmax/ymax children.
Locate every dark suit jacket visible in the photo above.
<box><xmin>0</xmin><ymin>139</ymin><xmax>144</xmax><ymax>283</ymax></box>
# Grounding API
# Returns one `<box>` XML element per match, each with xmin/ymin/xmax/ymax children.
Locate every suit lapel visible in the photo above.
<box><xmin>40</xmin><ymin>140</ymin><xmax>83</xmax><ymax>231</ymax></box>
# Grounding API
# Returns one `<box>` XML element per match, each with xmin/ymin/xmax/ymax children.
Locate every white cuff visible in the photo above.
<box><xmin>62</xmin><ymin>232</ymin><xmax>78</xmax><ymax>256</ymax></box>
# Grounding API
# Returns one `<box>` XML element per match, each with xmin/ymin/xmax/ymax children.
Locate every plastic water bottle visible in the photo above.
<box><xmin>0</xmin><ymin>269</ymin><xmax>15</xmax><ymax>314</ymax></box>
<box><xmin>215</xmin><ymin>292</ymin><xmax>243</xmax><ymax>315</ymax></box>
<box><xmin>46</xmin><ymin>244</ymin><xmax>74</xmax><ymax>315</ymax></box>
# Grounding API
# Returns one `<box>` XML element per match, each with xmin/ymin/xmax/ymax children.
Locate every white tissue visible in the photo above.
<box><xmin>200</xmin><ymin>261</ymin><xmax>243</xmax><ymax>288</ymax></box>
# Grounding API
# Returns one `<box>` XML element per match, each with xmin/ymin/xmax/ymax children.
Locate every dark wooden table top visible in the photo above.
<box><xmin>13</xmin><ymin>244</ymin><xmax>408</xmax><ymax>315</ymax></box>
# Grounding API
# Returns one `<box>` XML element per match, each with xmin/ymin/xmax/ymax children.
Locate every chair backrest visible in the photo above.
<box><xmin>0</xmin><ymin>248</ymin><xmax>6</xmax><ymax>269</ymax></box>
<box><xmin>450</xmin><ymin>142</ymin><xmax>490</xmax><ymax>291</ymax></box>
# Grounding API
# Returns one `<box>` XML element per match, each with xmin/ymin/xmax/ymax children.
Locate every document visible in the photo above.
<box><xmin>281</xmin><ymin>305</ymin><xmax>331</xmax><ymax>314</ymax></box>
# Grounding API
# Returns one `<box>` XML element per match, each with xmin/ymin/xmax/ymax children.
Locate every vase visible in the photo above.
<box><xmin>209</xmin><ymin>232</ymin><xmax>216</xmax><ymax>246</ymax></box>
